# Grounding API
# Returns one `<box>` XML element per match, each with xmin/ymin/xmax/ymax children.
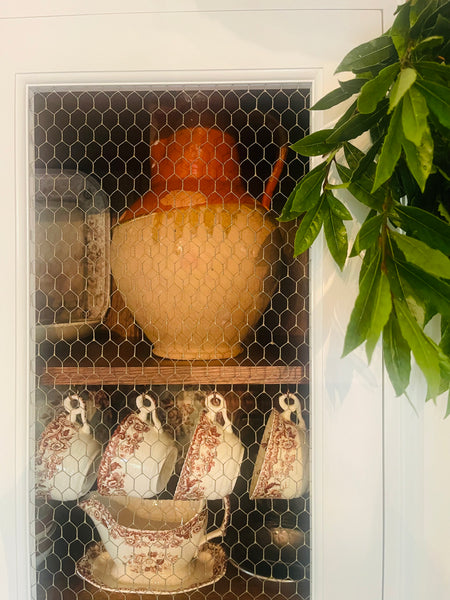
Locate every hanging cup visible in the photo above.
<box><xmin>249</xmin><ymin>393</ymin><xmax>309</xmax><ymax>500</ymax></box>
<box><xmin>97</xmin><ymin>393</ymin><xmax>178</xmax><ymax>498</ymax></box>
<box><xmin>175</xmin><ymin>392</ymin><xmax>244</xmax><ymax>500</ymax></box>
<box><xmin>37</xmin><ymin>393</ymin><xmax>101</xmax><ymax>501</ymax></box>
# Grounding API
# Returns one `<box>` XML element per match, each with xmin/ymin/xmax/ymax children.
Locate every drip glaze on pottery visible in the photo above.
<box><xmin>111</xmin><ymin>126</ymin><xmax>284</xmax><ymax>359</ymax></box>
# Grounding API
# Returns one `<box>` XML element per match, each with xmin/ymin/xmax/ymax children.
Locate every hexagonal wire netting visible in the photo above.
<box><xmin>30</xmin><ymin>86</ymin><xmax>310</xmax><ymax>599</ymax></box>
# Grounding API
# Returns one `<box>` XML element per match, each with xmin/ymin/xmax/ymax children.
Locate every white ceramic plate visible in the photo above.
<box><xmin>76</xmin><ymin>541</ymin><xmax>227</xmax><ymax>594</ymax></box>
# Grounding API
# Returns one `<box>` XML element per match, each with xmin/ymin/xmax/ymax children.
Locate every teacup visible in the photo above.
<box><xmin>249</xmin><ymin>393</ymin><xmax>309</xmax><ymax>500</ymax></box>
<box><xmin>175</xmin><ymin>392</ymin><xmax>244</xmax><ymax>500</ymax></box>
<box><xmin>97</xmin><ymin>393</ymin><xmax>178</xmax><ymax>498</ymax></box>
<box><xmin>36</xmin><ymin>394</ymin><xmax>101</xmax><ymax>501</ymax></box>
<box><xmin>79</xmin><ymin>492</ymin><xmax>230</xmax><ymax>587</ymax></box>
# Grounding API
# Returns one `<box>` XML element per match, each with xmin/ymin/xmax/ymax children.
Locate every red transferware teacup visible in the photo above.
<box><xmin>97</xmin><ymin>393</ymin><xmax>178</xmax><ymax>498</ymax></box>
<box><xmin>175</xmin><ymin>392</ymin><xmax>244</xmax><ymax>500</ymax></box>
<box><xmin>249</xmin><ymin>393</ymin><xmax>309</xmax><ymax>500</ymax></box>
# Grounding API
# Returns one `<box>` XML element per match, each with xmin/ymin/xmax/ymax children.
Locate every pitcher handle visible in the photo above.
<box><xmin>204</xmin><ymin>495</ymin><xmax>231</xmax><ymax>543</ymax></box>
<box><xmin>260</xmin><ymin>144</ymin><xmax>288</xmax><ymax>210</ymax></box>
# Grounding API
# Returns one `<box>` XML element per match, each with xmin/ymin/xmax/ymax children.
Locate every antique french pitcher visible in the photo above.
<box><xmin>110</xmin><ymin>125</ymin><xmax>286</xmax><ymax>359</ymax></box>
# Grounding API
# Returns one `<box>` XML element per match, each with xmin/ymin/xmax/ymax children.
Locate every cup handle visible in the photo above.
<box><xmin>204</xmin><ymin>495</ymin><xmax>231</xmax><ymax>543</ymax></box>
<box><xmin>63</xmin><ymin>394</ymin><xmax>91</xmax><ymax>435</ymax></box>
<box><xmin>205</xmin><ymin>392</ymin><xmax>233</xmax><ymax>432</ymax></box>
<box><xmin>136</xmin><ymin>393</ymin><xmax>163</xmax><ymax>431</ymax></box>
<box><xmin>278</xmin><ymin>393</ymin><xmax>307</xmax><ymax>431</ymax></box>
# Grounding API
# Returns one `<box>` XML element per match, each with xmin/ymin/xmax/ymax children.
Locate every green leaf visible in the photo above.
<box><xmin>365</xmin><ymin>270</ymin><xmax>393</xmax><ymax>362</ymax></box>
<box><xmin>311</xmin><ymin>88</ymin><xmax>353</xmax><ymax>111</ymax></box>
<box><xmin>385</xmin><ymin>254</ymin><xmax>427</xmax><ymax>326</ymax></box>
<box><xmin>335</xmin><ymin>35</ymin><xmax>396</xmax><ymax>74</ymax></box>
<box><xmin>336</xmin><ymin>163</ymin><xmax>385</xmax><ymax>211</ymax></box>
<box><xmin>310</xmin><ymin>78</ymin><xmax>367</xmax><ymax>111</ymax></box>
<box><xmin>351</xmin><ymin>137</ymin><xmax>384</xmax><ymax>182</ymax></box>
<box><xmin>339</xmin><ymin>78</ymin><xmax>369</xmax><ymax>94</ymax></box>
<box><xmin>326</xmin><ymin>192</ymin><xmax>352</xmax><ymax>220</ymax></box>
<box><xmin>372</xmin><ymin>104</ymin><xmax>403</xmax><ymax>192</ymax></box>
<box><xmin>441</xmin><ymin>317</ymin><xmax>450</xmax><ymax>357</ymax></box>
<box><xmin>394</xmin><ymin>297</ymin><xmax>441</xmax><ymax>399</ymax></box>
<box><xmin>391</xmin><ymin>256</ymin><xmax>450</xmax><ymax>320</ymax></box>
<box><xmin>383</xmin><ymin>311</ymin><xmax>412</xmax><ymax>396</ymax></box>
<box><xmin>293</xmin><ymin>195</ymin><xmax>326</xmax><ymax>256</ymax></box>
<box><xmin>432</xmin><ymin>14</ymin><xmax>450</xmax><ymax>44</ymax></box>
<box><xmin>323</xmin><ymin>191</ymin><xmax>348</xmax><ymax>269</ymax></box>
<box><xmin>290</xmin><ymin>130</ymin><xmax>336</xmax><ymax>156</ymax></box>
<box><xmin>350</xmin><ymin>213</ymin><xmax>383</xmax><ymax>256</ymax></box>
<box><xmin>401</xmin><ymin>86</ymin><xmax>430</xmax><ymax>146</ymax></box>
<box><xmin>343</xmin><ymin>247</ymin><xmax>392</xmax><ymax>357</ymax></box>
<box><xmin>410</xmin><ymin>0</ymin><xmax>437</xmax><ymax>27</ymax></box>
<box><xmin>343</xmin><ymin>142</ymin><xmax>365</xmax><ymax>170</ymax></box>
<box><xmin>412</xmin><ymin>36</ymin><xmax>445</xmax><ymax>59</ymax></box>
<box><xmin>333</xmin><ymin>103</ymin><xmax>358</xmax><ymax>134</ymax></box>
<box><xmin>415</xmin><ymin>79</ymin><xmax>450</xmax><ymax>129</ymax></box>
<box><xmin>401</xmin><ymin>127</ymin><xmax>434</xmax><ymax>192</ymax></box>
<box><xmin>439</xmin><ymin>202</ymin><xmax>450</xmax><ymax>223</ymax></box>
<box><xmin>390</xmin><ymin>1</ymin><xmax>411</xmax><ymax>58</ymax></box>
<box><xmin>326</xmin><ymin>100</ymin><xmax>389</xmax><ymax>144</ymax></box>
<box><xmin>389</xmin><ymin>67</ymin><xmax>417</xmax><ymax>113</ymax></box>
<box><xmin>390</xmin><ymin>205</ymin><xmax>450</xmax><ymax>255</ymax></box>
<box><xmin>390</xmin><ymin>231</ymin><xmax>450</xmax><ymax>279</ymax></box>
<box><xmin>278</xmin><ymin>162</ymin><xmax>327</xmax><ymax>221</ymax></box>
<box><xmin>414</xmin><ymin>61</ymin><xmax>450</xmax><ymax>84</ymax></box>
<box><xmin>357</xmin><ymin>63</ymin><xmax>400</xmax><ymax>114</ymax></box>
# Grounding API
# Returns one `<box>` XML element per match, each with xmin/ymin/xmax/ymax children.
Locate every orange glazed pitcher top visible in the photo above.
<box><xmin>119</xmin><ymin>126</ymin><xmax>286</xmax><ymax>222</ymax></box>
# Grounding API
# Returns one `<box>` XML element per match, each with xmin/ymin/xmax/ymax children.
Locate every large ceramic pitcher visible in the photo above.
<box><xmin>110</xmin><ymin>125</ymin><xmax>286</xmax><ymax>359</ymax></box>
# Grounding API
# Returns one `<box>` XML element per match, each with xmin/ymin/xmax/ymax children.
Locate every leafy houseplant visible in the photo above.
<box><xmin>280</xmin><ymin>0</ymin><xmax>450</xmax><ymax>413</ymax></box>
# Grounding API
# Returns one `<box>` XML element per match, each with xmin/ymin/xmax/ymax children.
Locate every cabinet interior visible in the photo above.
<box><xmin>31</xmin><ymin>84</ymin><xmax>311</xmax><ymax>599</ymax></box>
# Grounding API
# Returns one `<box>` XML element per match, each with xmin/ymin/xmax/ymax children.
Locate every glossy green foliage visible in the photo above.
<box><xmin>283</xmin><ymin>0</ymin><xmax>450</xmax><ymax>412</ymax></box>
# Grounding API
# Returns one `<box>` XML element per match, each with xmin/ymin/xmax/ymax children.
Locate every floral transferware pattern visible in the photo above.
<box><xmin>251</xmin><ymin>410</ymin><xmax>299</xmax><ymax>498</ymax></box>
<box><xmin>250</xmin><ymin>394</ymin><xmax>309</xmax><ymax>500</ymax></box>
<box><xmin>76</xmin><ymin>541</ymin><xmax>227</xmax><ymax>594</ymax></box>
<box><xmin>174</xmin><ymin>392</ymin><xmax>244</xmax><ymax>500</ymax></box>
<box><xmin>97</xmin><ymin>414</ymin><xmax>152</xmax><ymax>495</ymax></box>
<box><xmin>175</xmin><ymin>411</ymin><xmax>221</xmax><ymax>499</ymax></box>
<box><xmin>36</xmin><ymin>413</ymin><xmax>78</xmax><ymax>494</ymax></box>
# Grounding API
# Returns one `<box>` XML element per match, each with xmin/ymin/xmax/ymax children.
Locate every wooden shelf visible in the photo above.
<box><xmin>40</xmin><ymin>363</ymin><xmax>306</xmax><ymax>387</ymax></box>
<box><xmin>36</xmin><ymin>332</ymin><xmax>308</xmax><ymax>387</ymax></box>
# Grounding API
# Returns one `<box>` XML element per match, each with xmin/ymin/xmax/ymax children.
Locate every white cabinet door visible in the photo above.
<box><xmin>7</xmin><ymin>4</ymin><xmax>447</xmax><ymax>600</ymax></box>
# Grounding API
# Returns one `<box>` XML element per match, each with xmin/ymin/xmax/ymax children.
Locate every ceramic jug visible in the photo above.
<box><xmin>110</xmin><ymin>125</ymin><xmax>286</xmax><ymax>359</ymax></box>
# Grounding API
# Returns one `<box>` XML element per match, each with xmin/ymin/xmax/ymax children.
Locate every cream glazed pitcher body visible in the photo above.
<box><xmin>110</xmin><ymin>125</ymin><xmax>286</xmax><ymax>359</ymax></box>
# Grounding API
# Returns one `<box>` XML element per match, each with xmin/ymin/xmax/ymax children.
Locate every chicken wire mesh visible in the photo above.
<box><xmin>30</xmin><ymin>86</ymin><xmax>310</xmax><ymax>599</ymax></box>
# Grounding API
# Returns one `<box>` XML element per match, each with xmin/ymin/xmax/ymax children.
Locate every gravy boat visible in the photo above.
<box><xmin>79</xmin><ymin>492</ymin><xmax>229</xmax><ymax>587</ymax></box>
